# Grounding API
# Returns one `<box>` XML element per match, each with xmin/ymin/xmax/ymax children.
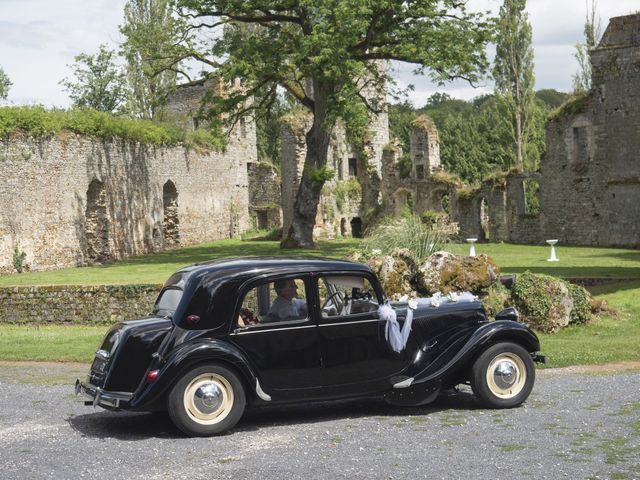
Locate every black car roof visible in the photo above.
<box><xmin>177</xmin><ymin>257</ymin><xmax>372</xmax><ymax>281</ymax></box>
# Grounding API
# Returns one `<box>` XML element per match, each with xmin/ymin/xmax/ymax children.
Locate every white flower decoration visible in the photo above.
<box><xmin>408</xmin><ymin>298</ymin><xmax>418</xmax><ymax>310</ymax></box>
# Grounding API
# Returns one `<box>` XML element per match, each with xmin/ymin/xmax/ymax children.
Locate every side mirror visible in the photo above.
<box><xmin>495</xmin><ymin>307</ymin><xmax>519</xmax><ymax>322</ymax></box>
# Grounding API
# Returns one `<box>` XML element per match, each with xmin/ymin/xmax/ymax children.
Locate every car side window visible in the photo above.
<box><xmin>238</xmin><ymin>277</ymin><xmax>309</xmax><ymax>326</ymax></box>
<box><xmin>319</xmin><ymin>275</ymin><xmax>379</xmax><ymax>318</ymax></box>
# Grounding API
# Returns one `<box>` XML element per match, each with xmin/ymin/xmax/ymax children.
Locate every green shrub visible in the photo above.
<box><xmin>481</xmin><ymin>281</ymin><xmax>511</xmax><ymax>318</ymax></box>
<box><xmin>0</xmin><ymin>106</ymin><xmax>226</xmax><ymax>149</ymax></box>
<box><xmin>363</xmin><ymin>215</ymin><xmax>446</xmax><ymax>263</ymax></box>
<box><xmin>335</xmin><ymin>178</ymin><xmax>362</xmax><ymax>212</ymax></box>
<box><xmin>511</xmin><ymin>271</ymin><xmax>594</xmax><ymax>333</ymax></box>
<box><xmin>12</xmin><ymin>247</ymin><xmax>27</xmax><ymax>273</ymax></box>
<box><xmin>567</xmin><ymin>283</ymin><xmax>592</xmax><ymax>325</ymax></box>
<box><xmin>511</xmin><ymin>271</ymin><xmax>566</xmax><ymax>333</ymax></box>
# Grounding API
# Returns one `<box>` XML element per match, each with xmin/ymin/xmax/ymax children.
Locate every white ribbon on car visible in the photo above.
<box><xmin>379</xmin><ymin>291</ymin><xmax>479</xmax><ymax>353</ymax></box>
<box><xmin>380</xmin><ymin>299</ymin><xmax>416</xmax><ymax>353</ymax></box>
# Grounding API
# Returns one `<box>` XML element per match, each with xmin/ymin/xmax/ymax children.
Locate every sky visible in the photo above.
<box><xmin>0</xmin><ymin>0</ymin><xmax>638</xmax><ymax>108</ymax></box>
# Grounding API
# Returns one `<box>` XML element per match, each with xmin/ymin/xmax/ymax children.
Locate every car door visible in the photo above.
<box><xmin>229</xmin><ymin>274</ymin><xmax>323</xmax><ymax>398</ymax></box>
<box><xmin>315</xmin><ymin>273</ymin><xmax>408</xmax><ymax>394</ymax></box>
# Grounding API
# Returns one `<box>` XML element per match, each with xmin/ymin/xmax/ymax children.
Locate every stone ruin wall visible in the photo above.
<box><xmin>0</xmin><ymin>127</ymin><xmax>253</xmax><ymax>273</ymax></box>
<box><xmin>280</xmin><ymin>113</ymin><xmax>366</xmax><ymax>240</ymax></box>
<box><xmin>539</xmin><ymin>13</ymin><xmax>640</xmax><ymax>248</ymax></box>
<box><xmin>247</xmin><ymin>161</ymin><xmax>282</xmax><ymax>230</ymax></box>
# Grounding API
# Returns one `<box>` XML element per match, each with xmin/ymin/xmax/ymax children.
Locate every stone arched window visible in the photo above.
<box><xmin>163</xmin><ymin>180</ymin><xmax>179</xmax><ymax>246</ymax></box>
<box><xmin>85</xmin><ymin>179</ymin><xmax>110</xmax><ymax>263</ymax></box>
<box><xmin>480</xmin><ymin>197</ymin><xmax>490</xmax><ymax>240</ymax></box>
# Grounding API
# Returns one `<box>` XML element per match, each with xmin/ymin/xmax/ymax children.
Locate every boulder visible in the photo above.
<box><xmin>366</xmin><ymin>249</ymin><xmax>417</xmax><ymax>298</ymax></box>
<box><xmin>511</xmin><ymin>272</ymin><xmax>573</xmax><ymax>333</ymax></box>
<box><xmin>417</xmin><ymin>251</ymin><xmax>500</xmax><ymax>295</ymax></box>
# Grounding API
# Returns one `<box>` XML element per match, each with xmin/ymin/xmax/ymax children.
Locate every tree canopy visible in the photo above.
<box><xmin>120</xmin><ymin>0</ymin><xmax>185</xmax><ymax>120</ymax></box>
<box><xmin>60</xmin><ymin>45</ymin><xmax>128</xmax><ymax>113</ymax></box>
<box><xmin>492</xmin><ymin>0</ymin><xmax>535</xmax><ymax>170</ymax></box>
<box><xmin>173</xmin><ymin>0</ymin><xmax>493</xmax><ymax>247</ymax></box>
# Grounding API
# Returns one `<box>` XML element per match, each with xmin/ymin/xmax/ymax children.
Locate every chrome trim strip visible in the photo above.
<box><xmin>393</xmin><ymin>377</ymin><xmax>414</xmax><ymax>389</ymax></box>
<box><xmin>255</xmin><ymin>380</ymin><xmax>271</xmax><ymax>402</ymax></box>
<box><xmin>231</xmin><ymin>324</ymin><xmax>316</xmax><ymax>335</ymax></box>
<box><xmin>319</xmin><ymin>318</ymin><xmax>380</xmax><ymax>327</ymax></box>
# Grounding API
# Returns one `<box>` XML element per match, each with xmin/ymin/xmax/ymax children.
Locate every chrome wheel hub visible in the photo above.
<box><xmin>193</xmin><ymin>382</ymin><xmax>223</xmax><ymax>414</ymax></box>
<box><xmin>183</xmin><ymin>373</ymin><xmax>234</xmax><ymax>425</ymax></box>
<box><xmin>493</xmin><ymin>361</ymin><xmax>517</xmax><ymax>389</ymax></box>
<box><xmin>485</xmin><ymin>353</ymin><xmax>527</xmax><ymax>399</ymax></box>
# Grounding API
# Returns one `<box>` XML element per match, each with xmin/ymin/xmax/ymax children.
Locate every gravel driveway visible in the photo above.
<box><xmin>0</xmin><ymin>362</ymin><xmax>638</xmax><ymax>480</ymax></box>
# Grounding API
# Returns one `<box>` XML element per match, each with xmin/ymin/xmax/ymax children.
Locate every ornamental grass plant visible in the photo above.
<box><xmin>362</xmin><ymin>214</ymin><xmax>447</xmax><ymax>263</ymax></box>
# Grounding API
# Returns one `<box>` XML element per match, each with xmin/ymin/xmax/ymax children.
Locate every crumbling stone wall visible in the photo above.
<box><xmin>247</xmin><ymin>161</ymin><xmax>282</xmax><ymax>230</ymax></box>
<box><xmin>0</xmin><ymin>284</ymin><xmax>160</xmax><ymax>324</ymax></box>
<box><xmin>538</xmin><ymin>13</ymin><xmax>640</xmax><ymax>247</ymax></box>
<box><xmin>0</xmin><ymin>129</ymin><xmax>253</xmax><ymax>273</ymax></box>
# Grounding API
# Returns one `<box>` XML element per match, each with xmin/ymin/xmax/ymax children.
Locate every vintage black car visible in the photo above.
<box><xmin>76</xmin><ymin>258</ymin><xmax>545</xmax><ymax>437</ymax></box>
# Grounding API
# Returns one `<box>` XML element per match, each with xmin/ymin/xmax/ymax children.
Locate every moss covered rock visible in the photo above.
<box><xmin>417</xmin><ymin>251</ymin><xmax>500</xmax><ymax>294</ymax></box>
<box><xmin>366</xmin><ymin>248</ymin><xmax>417</xmax><ymax>298</ymax></box>
<box><xmin>511</xmin><ymin>272</ymin><xmax>574</xmax><ymax>333</ymax></box>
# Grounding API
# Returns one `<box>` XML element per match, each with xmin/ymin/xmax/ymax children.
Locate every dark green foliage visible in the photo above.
<box><xmin>59</xmin><ymin>45</ymin><xmax>128</xmax><ymax>113</ymax></box>
<box><xmin>387</xmin><ymin>87</ymin><xmax>564</xmax><ymax>183</ymax></box>
<box><xmin>535</xmin><ymin>89</ymin><xmax>570</xmax><ymax>108</ymax></box>
<box><xmin>335</xmin><ymin>178</ymin><xmax>361</xmax><ymax>213</ymax></box>
<box><xmin>567</xmin><ymin>283</ymin><xmax>592</xmax><ymax>325</ymax></box>
<box><xmin>0</xmin><ymin>106</ymin><xmax>225</xmax><ymax>149</ymax></box>
<box><xmin>120</xmin><ymin>0</ymin><xmax>183</xmax><ymax>120</ymax></box>
<box><xmin>492</xmin><ymin>0</ymin><xmax>535</xmax><ymax>170</ymax></box>
<box><xmin>12</xmin><ymin>247</ymin><xmax>27</xmax><ymax>273</ymax></box>
<box><xmin>511</xmin><ymin>271</ymin><xmax>594</xmax><ymax>333</ymax></box>
<box><xmin>480</xmin><ymin>281</ymin><xmax>511</xmax><ymax>318</ymax></box>
<box><xmin>511</xmin><ymin>272</ymin><xmax>563</xmax><ymax>333</ymax></box>
<box><xmin>524</xmin><ymin>179</ymin><xmax>540</xmax><ymax>215</ymax></box>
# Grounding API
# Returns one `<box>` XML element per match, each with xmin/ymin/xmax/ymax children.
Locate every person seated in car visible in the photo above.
<box><xmin>266</xmin><ymin>279</ymin><xmax>308</xmax><ymax>321</ymax></box>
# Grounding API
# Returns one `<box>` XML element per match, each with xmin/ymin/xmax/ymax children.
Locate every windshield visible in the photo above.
<box><xmin>153</xmin><ymin>287</ymin><xmax>183</xmax><ymax>317</ymax></box>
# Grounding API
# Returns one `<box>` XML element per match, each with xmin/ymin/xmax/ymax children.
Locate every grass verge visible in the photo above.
<box><xmin>0</xmin><ymin>325</ymin><xmax>104</xmax><ymax>363</ymax></box>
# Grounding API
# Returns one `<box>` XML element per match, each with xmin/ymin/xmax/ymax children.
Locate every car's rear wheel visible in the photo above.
<box><xmin>168</xmin><ymin>364</ymin><xmax>245</xmax><ymax>436</ymax></box>
<box><xmin>470</xmin><ymin>342</ymin><xmax>535</xmax><ymax>408</ymax></box>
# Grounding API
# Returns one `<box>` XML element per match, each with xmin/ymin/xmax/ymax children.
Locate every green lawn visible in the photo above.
<box><xmin>446</xmin><ymin>243</ymin><xmax>640</xmax><ymax>279</ymax></box>
<box><xmin>0</xmin><ymin>238</ymin><xmax>360</xmax><ymax>286</ymax></box>
<box><xmin>538</xmin><ymin>281</ymin><xmax>640</xmax><ymax>368</ymax></box>
<box><xmin>0</xmin><ymin>325</ymin><xmax>105</xmax><ymax>362</ymax></box>
<box><xmin>1</xmin><ymin>239</ymin><xmax>638</xmax><ymax>286</ymax></box>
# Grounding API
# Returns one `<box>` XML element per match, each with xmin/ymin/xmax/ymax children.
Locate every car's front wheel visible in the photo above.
<box><xmin>470</xmin><ymin>342</ymin><xmax>535</xmax><ymax>408</ymax></box>
<box><xmin>168</xmin><ymin>364</ymin><xmax>246</xmax><ymax>436</ymax></box>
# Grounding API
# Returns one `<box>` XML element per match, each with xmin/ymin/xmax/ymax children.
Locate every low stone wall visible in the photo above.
<box><xmin>0</xmin><ymin>284</ymin><xmax>161</xmax><ymax>325</ymax></box>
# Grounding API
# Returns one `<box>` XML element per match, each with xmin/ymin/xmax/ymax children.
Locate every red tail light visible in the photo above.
<box><xmin>146</xmin><ymin>369</ymin><xmax>159</xmax><ymax>383</ymax></box>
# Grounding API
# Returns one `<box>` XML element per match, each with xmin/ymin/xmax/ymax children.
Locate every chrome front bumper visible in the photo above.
<box><xmin>75</xmin><ymin>379</ymin><xmax>133</xmax><ymax>410</ymax></box>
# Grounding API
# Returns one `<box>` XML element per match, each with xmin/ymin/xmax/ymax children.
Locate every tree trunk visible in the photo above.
<box><xmin>514</xmin><ymin>108</ymin><xmax>523</xmax><ymax>169</ymax></box>
<box><xmin>281</xmin><ymin>80</ymin><xmax>333</xmax><ymax>249</ymax></box>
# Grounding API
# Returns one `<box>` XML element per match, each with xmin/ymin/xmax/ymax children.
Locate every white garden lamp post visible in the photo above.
<box><xmin>466</xmin><ymin>238</ymin><xmax>478</xmax><ymax>257</ymax></box>
<box><xmin>546</xmin><ymin>239</ymin><xmax>559</xmax><ymax>262</ymax></box>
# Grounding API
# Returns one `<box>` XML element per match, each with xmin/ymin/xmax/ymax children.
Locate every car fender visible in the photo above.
<box><xmin>130</xmin><ymin>339</ymin><xmax>264</xmax><ymax>410</ymax></box>
<box><xmin>411</xmin><ymin>320</ymin><xmax>540</xmax><ymax>385</ymax></box>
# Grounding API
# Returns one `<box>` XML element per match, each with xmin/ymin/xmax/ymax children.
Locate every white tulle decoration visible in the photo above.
<box><xmin>380</xmin><ymin>302</ymin><xmax>415</xmax><ymax>353</ymax></box>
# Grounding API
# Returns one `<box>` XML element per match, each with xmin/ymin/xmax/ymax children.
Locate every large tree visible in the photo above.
<box><xmin>492</xmin><ymin>0</ymin><xmax>535</xmax><ymax>170</ymax></box>
<box><xmin>572</xmin><ymin>0</ymin><xmax>601</xmax><ymax>94</ymax></box>
<box><xmin>120</xmin><ymin>0</ymin><xmax>185</xmax><ymax>120</ymax></box>
<box><xmin>174</xmin><ymin>0</ymin><xmax>492</xmax><ymax>248</ymax></box>
<box><xmin>60</xmin><ymin>45</ymin><xmax>128</xmax><ymax>112</ymax></box>
<box><xmin>0</xmin><ymin>66</ymin><xmax>11</xmax><ymax>100</ymax></box>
